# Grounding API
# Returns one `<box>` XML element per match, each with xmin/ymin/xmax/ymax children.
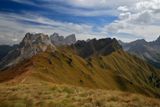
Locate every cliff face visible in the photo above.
<box><xmin>0</xmin><ymin>45</ymin><xmax>18</xmax><ymax>61</ymax></box>
<box><xmin>73</xmin><ymin>38</ymin><xmax>122</xmax><ymax>58</ymax></box>
<box><xmin>0</xmin><ymin>33</ymin><xmax>56</xmax><ymax>69</ymax></box>
<box><xmin>120</xmin><ymin>36</ymin><xmax>160</xmax><ymax>68</ymax></box>
<box><xmin>50</xmin><ymin>33</ymin><xmax>76</xmax><ymax>45</ymax></box>
<box><xmin>19</xmin><ymin>33</ymin><xmax>55</xmax><ymax>58</ymax></box>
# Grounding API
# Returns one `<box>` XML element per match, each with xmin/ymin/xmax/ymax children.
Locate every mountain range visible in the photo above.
<box><xmin>0</xmin><ymin>33</ymin><xmax>76</xmax><ymax>62</ymax></box>
<box><xmin>0</xmin><ymin>33</ymin><xmax>160</xmax><ymax>106</ymax></box>
<box><xmin>120</xmin><ymin>36</ymin><xmax>160</xmax><ymax>68</ymax></box>
<box><xmin>50</xmin><ymin>33</ymin><xmax>76</xmax><ymax>45</ymax></box>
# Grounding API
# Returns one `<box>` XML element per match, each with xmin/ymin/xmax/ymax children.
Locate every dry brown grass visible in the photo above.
<box><xmin>1</xmin><ymin>48</ymin><xmax>160</xmax><ymax>98</ymax></box>
<box><xmin>0</xmin><ymin>81</ymin><xmax>160</xmax><ymax>107</ymax></box>
<box><xmin>0</xmin><ymin>48</ymin><xmax>160</xmax><ymax>107</ymax></box>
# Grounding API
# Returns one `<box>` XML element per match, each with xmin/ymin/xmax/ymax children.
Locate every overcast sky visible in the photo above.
<box><xmin>0</xmin><ymin>0</ymin><xmax>160</xmax><ymax>45</ymax></box>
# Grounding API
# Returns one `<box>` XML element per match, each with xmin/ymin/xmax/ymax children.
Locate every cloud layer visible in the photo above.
<box><xmin>0</xmin><ymin>0</ymin><xmax>160</xmax><ymax>44</ymax></box>
<box><xmin>104</xmin><ymin>0</ymin><xmax>160</xmax><ymax>41</ymax></box>
<box><xmin>0</xmin><ymin>12</ymin><xmax>102</xmax><ymax>44</ymax></box>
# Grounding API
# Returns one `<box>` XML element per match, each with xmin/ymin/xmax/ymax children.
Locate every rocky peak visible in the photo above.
<box><xmin>0</xmin><ymin>33</ymin><xmax>56</xmax><ymax>69</ymax></box>
<box><xmin>130</xmin><ymin>39</ymin><xmax>147</xmax><ymax>45</ymax></box>
<box><xmin>50</xmin><ymin>33</ymin><xmax>64</xmax><ymax>45</ymax></box>
<box><xmin>156</xmin><ymin>36</ymin><xmax>160</xmax><ymax>42</ymax></box>
<box><xmin>73</xmin><ymin>38</ymin><xmax>122</xmax><ymax>58</ymax></box>
<box><xmin>51</xmin><ymin>33</ymin><xmax>64</xmax><ymax>40</ymax></box>
<box><xmin>19</xmin><ymin>33</ymin><xmax>55</xmax><ymax>57</ymax></box>
<box><xmin>150</xmin><ymin>35</ymin><xmax>160</xmax><ymax>45</ymax></box>
<box><xmin>64</xmin><ymin>34</ymin><xmax>76</xmax><ymax>45</ymax></box>
<box><xmin>20</xmin><ymin>33</ymin><xmax>52</xmax><ymax>47</ymax></box>
<box><xmin>137</xmin><ymin>39</ymin><xmax>146</xmax><ymax>42</ymax></box>
<box><xmin>50</xmin><ymin>33</ymin><xmax>76</xmax><ymax>45</ymax></box>
<box><xmin>52</xmin><ymin>32</ymin><xmax>59</xmax><ymax>37</ymax></box>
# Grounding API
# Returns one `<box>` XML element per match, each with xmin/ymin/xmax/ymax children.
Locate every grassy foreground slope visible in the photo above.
<box><xmin>0</xmin><ymin>82</ymin><xmax>160</xmax><ymax>107</ymax></box>
<box><xmin>0</xmin><ymin>46</ymin><xmax>159</xmax><ymax>98</ymax></box>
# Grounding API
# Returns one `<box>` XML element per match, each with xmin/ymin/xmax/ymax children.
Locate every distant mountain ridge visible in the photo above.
<box><xmin>73</xmin><ymin>38</ymin><xmax>122</xmax><ymax>58</ymax></box>
<box><xmin>120</xmin><ymin>36</ymin><xmax>160</xmax><ymax>68</ymax></box>
<box><xmin>50</xmin><ymin>33</ymin><xmax>76</xmax><ymax>45</ymax></box>
<box><xmin>0</xmin><ymin>33</ymin><xmax>77</xmax><ymax>61</ymax></box>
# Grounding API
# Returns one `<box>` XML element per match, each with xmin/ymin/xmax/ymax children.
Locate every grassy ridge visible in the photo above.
<box><xmin>0</xmin><ymin>46</ymin><xmax>160</xmax><ymax>106</ymax></box>
<box><xmin>1</xmin><ymin>46</ymin><xmax>159</xmax><ymax>98</ymax></box>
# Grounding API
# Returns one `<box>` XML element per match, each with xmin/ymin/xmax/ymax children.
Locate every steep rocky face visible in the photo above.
<box><xmin>50</xmin><ymin>33</ymin><xmax>65</xmax><ymax>45</ymax></box>
<box><xmin>0</xmin><ymin>33</ymin><xmax>56</xmax><ymax>69</ymax></box>
<box><xmin>73</xmin><ymin>38</ymin><xmax>122</xmax><ymax>58</ymax></box>
<box><xmin>149</xmin><ymin>36</ymin><xmax>160</xmax><ymax>50</ymax></box>
<box><xmin>0</xmin><ymin>45</ymin><xmax>18</xmax><ymax>61</ymax></box>
<box><xmin>120</xmin><ymin>36</ymin><xmax>160</xmax><ymax>68</ymax></box>
<box><xmin>120</xmin><ymin>39</ymin><xmax>147</xmax><ymax>51</ymax></box>
<box><xmin>155</xmin><ymin>36</ymin><xmax>160</xmax><ymax>42</ymax></box>
<box><xmin>65</xmin><ymin>34</ymin><xmax>76</xmax><ymax>45</ymax></box>
<box><xmin>19</xmin><ymin>33</ymin><xmax>55</xmax><ymax>58</ymax></box>
<box><xmin>50</xmin><ymin>33</ymin><xmax>76</xmax><ymax>45</ymax></box>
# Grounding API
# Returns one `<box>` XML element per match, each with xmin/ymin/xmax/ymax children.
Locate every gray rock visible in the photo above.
<box><xmin>0</xmin><ymin>33</ymin><xmax>56</xmax><ymax>69</ymax></box>
<box><xmin>50</xmin><ymin>33</ymin><xmax>76</xmax><ymax>45</ymax></box>
<box><xmin>74</xmin><ymin>38</ymin><xmax>122</xmax><ymax>58</ymax></box>
<box><xmin>64</xmin><ymin>34</ymin><xmax>76</xmax><ymax>45</ymax></box>
<box><xmin>50</xmin><ymin>33</ymin><xmax>64</xmax><ymax>45</ymax></box>
<box><xmin>120</xmin><ymin>36</ymin><xmax>160</xmax><ymax>68</ymax></box>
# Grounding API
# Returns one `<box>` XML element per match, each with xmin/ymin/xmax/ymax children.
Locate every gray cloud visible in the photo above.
<box><xmin>0</xmin><ymin>12</ymin><xmax>100</xmax><ymax>45</ymax></box>
<box><xmin>99</xmin><ymin>0</ymin><xmax>160</xmax><ymax>41</ymax></box>
<box><xmin>3</xmin><ymin>0</ymin><xmax>160</xmax><ymax>43</ymax></box>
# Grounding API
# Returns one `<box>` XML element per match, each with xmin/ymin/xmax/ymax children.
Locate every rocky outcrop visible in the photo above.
<box><xmin>19</xmin><ymin>33</ymin><xmax>56</xmax><ymax>58</ymax></box>
<box><xmin>73</xmin><ymin>38</ymin><xmax>122</xmax><ymax>58</ymax></box>
<box><xmin>0</xmin><ymin>33</ymin><xmax>56</xmax><ymax>69</ymax></box>
<box><xmin>155</xmin><ymin>36</ymin><xmax>160</xmax><ymax>42</ymax></box>
<box><xmin>65</xmin><ymin>34</ymin><xmax>76</xmax><ymax>45</ymax></box>
<box><xmin>50</xmin><ymin>33</ymin><xmax>76</xmax><ymax>45</ymax></box>
<box><xmin>50</xmin><ymin>33</ymin><xmax>64</xmax><ymax>45</ymax></box>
